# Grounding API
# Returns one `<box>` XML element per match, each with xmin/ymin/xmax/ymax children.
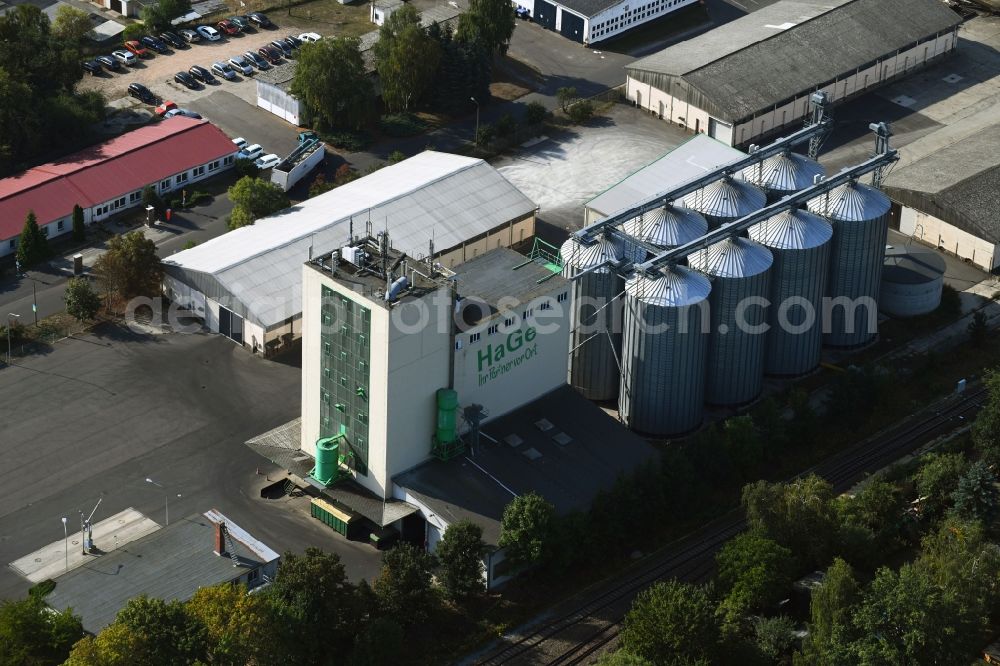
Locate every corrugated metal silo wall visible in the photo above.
<box><xmin>824</xmin><ymin>212</ymin><xmax>889</xmax><ymax>347</ymax></box>
<box><xmin>564</xmin><ymin>264</ymin><xmax>623</xmax><ymax>401</ymax></box>
<box><xmin>704</xmin><ymin>271</ymin><xmax>771</xmax><ymax>405</ymax></box>
<box><xmin>764</xmin><ymin>243</ymin><xmax>831</xmax><ymax>375</ymax></box>
<box><xmin>619</xmin><ymin>297</ymin><xmax>708</xmax><ymax>435</ymax></box>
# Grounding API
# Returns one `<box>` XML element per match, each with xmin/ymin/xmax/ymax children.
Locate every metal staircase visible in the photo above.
<box><xmin>220</xmin><ymin>522</ymin><xmax>241</xmax><ymax>568</ymax></box>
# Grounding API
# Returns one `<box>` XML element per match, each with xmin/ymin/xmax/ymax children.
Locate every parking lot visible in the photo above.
<box><xmin>0</xmin><ymin>326</ymin><xmax>381</xmax><ymax>600</ymax></box>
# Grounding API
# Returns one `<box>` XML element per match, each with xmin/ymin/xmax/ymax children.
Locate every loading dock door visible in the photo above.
<box><xmin>219</xmin><ymin>306</ymin><xmax>244</xmax><ymax>345</ymax></box>
<box><xmin>559</xmin><ymin>10</ymin><xmax>584</xmax><ymax>43</ymax></box>
<box><xmin>535</xmin><ymin>0</ymin><xmax>556</xmax><ymax>30</ymax></box>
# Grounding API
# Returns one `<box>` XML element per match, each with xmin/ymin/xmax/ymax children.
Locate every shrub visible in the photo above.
<box><xmin>378</xmin><ymin>113</ymin><xmax>427</xmax><ymax>137</ymax></box>
<box><xmin>233</xmin><ymin>158</ymin><xmax>260</xmax><ymax>179</ymax></box>
<box><xmin>524</xmin><ymin>101</ymin><xmax>548</xmax><ymax>125</ymax></box>
<box><xmin>387</xmin><ymin>150</ymin><xmax>406</xmax><ymax>165</ymax></box>
<box><xmin>495</xmin><ymin>113</ymin><xmax>516</xmax><ymax>137</ymax></box>
<box><xmin>323</xmin><ymin>130</ymin><xmax>373</xmax><ymax>152</ymax></box>
<box><xmin>567</xmin><ymin>99</ymin><xmax>595</xmax><ymax>124</ymax></box>
<box><xmin>122</xmin><ymin>23</ymin><xmax>145</xmax><ymax>42</ymax></box>
<box><xmin>476</xmin><ymin>123</ymin><xmax>495</xmax><ymax>146</ymax></box>
<box><xmin>334</xmin><ymin>164</ymin><xmax>360</xmax><ymax>185</ymax></box>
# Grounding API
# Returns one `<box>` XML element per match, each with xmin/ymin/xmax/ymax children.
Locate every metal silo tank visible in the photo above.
<box><xmin>742</xmin><ymin>151</ymin><xmax>826</xmax><ymax>203</ymax></box>
<box><xmin>748</xmin><ymin>209</ymin><xmax>833</xmax><ymax>376</ymax></box>
<box><xmin>622</xmin><ymin>204</ymin><xmax>708</xmax><ymax>250</ymax></box>
<box><xmin>806</xmin><ymin>180</ymin><xmax>891</xmax><ymax>347</ymax></box>
<box><xmin>681</xmin><ymin>175</ymin><xmax>766</xmax><ymax>229</ymax></box>
<box><xmin>619</xmin><ymin>265</ymin><xmax>711</xmax><ymax>435</ymax></box>
<box><xmin>688</xmin><ymin>236</ymin><xmax>773</xmax><ymax>406</ymax></box>
<box><xmin>561</xmin><ymin>234</ymin><xmax>645</xmax><ymax>401</ymax></box>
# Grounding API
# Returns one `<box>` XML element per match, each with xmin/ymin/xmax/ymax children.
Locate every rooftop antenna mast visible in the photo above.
<box><xmin>807</xmin><ymin>91</ymin><xmax>829</xmax><ymax>160</ymax></box>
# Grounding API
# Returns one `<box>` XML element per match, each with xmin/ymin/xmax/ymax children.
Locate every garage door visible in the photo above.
<box><xmin>559</xmin><ymin>10</ymin><xmax>584</xmax><ymax>42</ymax></box>
<box><xmin>109</xmin><ymin>0</ymin><xmax>123</xmax><ymax>13</ymax></box>
<box><xmin>708</xmin><ymin>118</ymin><xmax>734</xmax><ymax>145</ymax></box>
<box><xmin>535</xmin><ymin>0</ymin><xmax>556</xmax><ymax>30</ymax></box>
<box><xmin>218</xmin><ymin>306</ymin><xmax>244</xmax><ymax>345</ymax></box>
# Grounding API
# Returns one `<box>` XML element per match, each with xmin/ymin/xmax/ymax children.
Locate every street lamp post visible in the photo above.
<box><xmin>61</xmin><ymin>517</ymin><xmax>68</xmax><ymax>573</ymax></box>
<box><xmin>7</xmin><ymin>313</ymin><xmax>21</xmax><ymax>364</ymax></box>
<box><xmin>145</xmin><ymin>478</ymin><xmax>174</xmax><ymax>526</ymax></box>
<box><xmin>470</xmin><ymin>97</ymin><xmax>480</xmax><ymax>146</ymax></box>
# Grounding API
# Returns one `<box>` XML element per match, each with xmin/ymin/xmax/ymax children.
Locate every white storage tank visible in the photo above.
<box><xmin>622</xmin><ymin>204</ymin><xmax>708</xmax><ymax>250</ymax></box>
<box><xmin>742</xmin><ymin>151</ymin><xmax>826</xmax><ymax>203</ymax></box>
<box><xmin>620</xmin><ymin>265</ymin><xmax>711</xmax><ymax>435</ymax></box>
<box><xmin>880</xmin><ymin>246</ymin><xmax>945</xmax><ymax>317</ymax></box>
<box><xmin>748</xmin><ymin>209</ymin><xmax>833</xmax><ymax>376</ymax></box>
<box><xmin>681</xmin><ymin>176</ymin><xmax>766</xmax><ymax>229</ymax></box>
<box><xmin>561</xmin><ymin>233</ymin><xmax>645</xmax><ymax>401</ymax></box>
<box><xmin>688</xmin><ymin>236</ymin><xmax>773</xmax><ymax>405</ymax></box>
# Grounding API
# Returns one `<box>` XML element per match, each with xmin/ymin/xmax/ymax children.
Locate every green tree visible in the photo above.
<box><xmin>436</xmin><ymin>519</ymin><xmax>487</xmax><ymax>601</ymax></box>
<box><xmin>619</xmin><ymin>580</ymin><xmax>719</xmax><ymax>665</ymax></box>
<box><xmin>93</xmin><ymin>231</ymin><xmax>162</xmax><ymax>309</ymax></box>
<box><xmin>107</xmin><ymin>596</ymin><xmax>207</xmax><ymax>666</ymax></box>
<box><xmin>427</xmin><ymin>21</ymin><xmax>491</xmax><ymax>114</ymax></box>
<box><xmin>556</xmin><ymin>86</ymin><xmax>577</xmax><ymax>112</ymax></box>
<box><xmin>498</xmin><ymin>491</ymin><xmax>556</xmax><ymax>567</ymax></box>
<box><xmin>373</xmin><ymin>542</ymin><xmax>437</xmax><ymax>623</ymax></box>
<box><xmin>951</xmin><ymin>460</ymin><xmax>1000</xmax><ymax>525</ymax></box>
<box><xmin>0</xmin><ymin>595</ymin><xmax>83</xmax><ymax>666</ymax></box>
<box><xmin>798</xmin><ymin>557</ymin><xmax>860</xmax><ymax>665</ymax></box>
<box><xmin>969</xmin><ymin>309</ymin><xmax>990</xmax><ymax>347</ymax></box>
<box><xmin>374</xmin><ymin>5</ymin><xmax>441</xmax><ymax>113</ymax></box>
<box><xmin>835</xmin><ymin>480</ymin><xmax>904</xmax><ymax>566</ymax></box>
<box><xmin>825</xmin><ymin>364</ymin><xmax>891</xmax><ymax>431</ymax></box>
<box><xmin>71</xmin><ymin>204</ymin><xmax>85</xmax><ymax>242</ymax></box>
<box><xmin>753</xmin><ymin>615</ymin><xmax>796</xmax><ymax>662</ymax></box>
<box><xmin>64</xmin><ymin>623</ymin><xmax>146</xmax><ymax>666</ymax></box>
<box><xmin>16</xmin><ymin>210</ymin><xmax>49</xmax><ymax>268</ymax></box>
<box><xmin>348</xmin><ymin>616</ymin><xmax>404</xmax><ymax>666</ymax></box>
<box><xmin>227</xmin><ymin>176</ymin><xmax>289</xmax><ymax>229</ymax></box>
<box><xmin>595</xmin><ymin>652</ymin><xmax>655</xmax><ymax>666</ymax></box>
<box><xmin>742</xmin><ymin>475</ymin><xmax>838</xmax><ymax>568</ymax></box>
<box><xmin>64</xmin><ymin>277</ymin><xmax>101</xmax><ymax>321</ymax></box>
<box><xmin>525</xmin><ymin>101</ymin><xmax>548</xmax><ymax>125</ymax></box>
<box><xmin>140</xmin><ymin>0</ymin><xmax>191</xmax><ymax>32</ymax></box>
<box><xmin>291</xmin><ymin>37</ymin><xmax>371</xmax><ymax>131</ymax></box>
<box><xmin>52</xmin><ymin>5</ymin><xmax>93</xmax><ymax>44</ymax></box>
<box><xmin>566</xmin><ymin>99</ymin><xmax>595</xmax><ymax>124</ymax></box>
<box><xmin>141</xmin><ymin>185</ymin><xmax>162</xmax><ymax>213</ymax></box>
<box><xmin>455</xmin><ymin>0</ymin><xmax>515</xmax><ymax>55</ymax></box>
<box><xmin>973</xmin><ymin>369</ymin><xmax>1000</xmax><ymax>467</ymax></box>
<box><xmin>185</xmin><ymin>584</ymin><xmax>274</xmax><ymax>666</ymax></box>
<box><xmin>915</xmin><ymin>452</ymin><xmax>968</xmax><ymax>519</ymax></box>
<box><xmin>715</xmin><ymin>531</ymin><xmax>794</xmax><ymax>628</ymax></box>
<box><xmin>916</xmin><ymin>518</ymin><xmax>1000</xmax><ymax>619</ymax></box>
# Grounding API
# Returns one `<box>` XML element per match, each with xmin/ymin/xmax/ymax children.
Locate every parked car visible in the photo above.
<box><xmin>188</xmin><ymin>65</ymin><xmax>216</xmax><ymax>83</ymax></box>
<box><xmin>283</xmin><ymin>34</ymin><xmax>302</xmax><ymax>48</ymax></box>
<box><xmin>97</xmin><ymin>54</ymin><xmax>121</xmax><ymax>71</ymax></box>
<box><xmin>174</xmin><ymin>70</ymin><xmax>197</xmax><ymax>88</ymax></box>
<box><xmin>179</xmin><ymin>28</ymin><xmax>201</xmax><ymax>43</ymax></box>
<box><xmin>229</xmin><ymin>16</ymin><xmax>251</xmax><ymax>31</ymax></box>
<box><xmin>297</xmin><ymin>32</ymin><xmax>322</xmax><ymax>43</ymax></box>
<box><xmin>216</xmin><ymin>19</ymin><xmax>240</xmax><ymax>36</ymax></box>
<box><xmin>124</xmin><ymin>40</ymin><xmax>149</xmax><ymax>57</ymax></box>
<box><xmin>228</xmin><ymin>55</ymin><xmax>253</xmax><ymax>75</ymax></box>
<box><xmin>515</xmin><ymin>5</ymin><xmax>530</xmax><ymax>19</ymax></box>
<box><xmin>112</xmin><ymin>49</ymin><xmax>137</xmax><ymax>66</ymax></box>
<box><xmin>160</xmin><ymin>31</ymin><xmax>186</xmax><ymax>48</ymax></box>
<box><xmin>257</xmin><ymin>45</ymin><xmax>282</xmax><ymax>65</ymax></box>
<box><xmin>140</xmin><ymin>35</ymin><xmax>169</xmax><ymax>54</ymax></box>
<box><xmin>196</xmin><ymin>25</ymin><xmax>221</xmax><ymax>41</ymax></box>
<box><xmin>211</xmin><ymin>61</ymin><xmax>237</xmax><ymax>80</ymax></box>
<box><xmin>232</xmin><ymin>137</ymin><xmax>248</xmax><ymax>150</ymax></box>
<box><xmin>244</xmin><ymin>50</ymin><xmax>271</xmax><ymax>69</ymax></box>
<box><xmin>127</xmin><ymin>82</ymin><xmax>156</xmax><ymax>103</ymax></box>
<box><xmin>269</xmin><ymin>39</ymin><xmax>292</xmax><ymax>57</ymax></box>
<box><xmin>155</xmin><ymin>100</ymin><xmax>178</xmax><ymax>116</ymax></box>
<box><xmin>164</xmin><ymin>108</ymin><xmax>202</xmax><ymax>119</ymax></box>
<box><xmin>238</xmin><ymin>143</ymin><xmax>263</xmax><ymax>160</ymax></box>
<box><xmin>82</xmin><ymin>59</ymin><xmax>103</xmax><ymax>76</ymax></box>
<box><xmin>248</xmin><ymin>12</ymin><xmax>274</xmax><ymax>28</ymax></box>
<box><xmin>255</xmin><ymin>154</ymin><xmax>281</xmax><ymax>170</ymax></box>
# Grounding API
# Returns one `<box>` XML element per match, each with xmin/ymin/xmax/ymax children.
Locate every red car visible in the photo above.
<box><xmin>216</xmin><ymin>19</ymin><xmax>240</xmax><ymax>36</ymax></box>
<box><xmin>155</xmin><ymin>101</ymin><xmax>178</xmax><ymax>116</ymax></box>
<box><xmin>124</xmin><ymin>40</ymin><xmax>149</xmax><ymax>57</ymax></box>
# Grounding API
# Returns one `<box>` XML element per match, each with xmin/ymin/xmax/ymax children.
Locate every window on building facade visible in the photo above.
<box><xmin>557</xmin><ymin>291</ymin><xmax>569</xmax><ymax>303</ymax></box>
<box><xmin>57</xmin><ymin>220</ymin><xmax>64</xmax><ymax>231</ymax></box>
<box><xmin>488</xmin><ymin>324</ymin><xmax>499</xmax><ymax>335</ymax></box>
<box><xmin>469</xmin><ymin>332</ymin><xmax>480</xmax><ymax>343</ymax></box>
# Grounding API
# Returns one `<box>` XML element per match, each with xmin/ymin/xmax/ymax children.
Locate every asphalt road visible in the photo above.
<box><xmin>0</xmin><ymin>326</ymin><xmax>381</xmax><ymax>601</ymax></box>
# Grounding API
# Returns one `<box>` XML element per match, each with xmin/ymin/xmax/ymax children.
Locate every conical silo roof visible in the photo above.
<box><xmin>806</xmin><ymin>180</ymin><xmax>891</xmax><ymax>221</ymax></box>
<box><xmin>682</xmin><ymin>176</ymin><xmax>766</xmax><ymax>221</ymax></box>
<box><xmin>742</xmin><ymin>152</ymin><xmax>825</xmax><ymax>194</ymax></box>
<box><xmin>688</xmin><ymin>236</ymin><xmax>773</xmax><ymax>278</ymax></box>
<box><xmin>748</xmin><ymin>209</ymin><xmax>833</xmax><ymax>250</ymax></box>
<box><xmin>625</xmin><ymin>265</ymin><xmax>711</xmax><ymax>307</ymax></box>
<box><xmin>622</xmin><ymin>204</ymin><xmax>708</xmax><ymax>248</ymax></box>
<box><xmin>561</xmin><ymin>232</ymin><xmax>645</xmax><ymax>273</ymax></box>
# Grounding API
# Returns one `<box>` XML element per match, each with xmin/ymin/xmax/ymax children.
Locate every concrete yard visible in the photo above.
<box><xmin>0</xmin><ymin>326</ymin><xmax>381</xmax><ymax>601</ymax></box>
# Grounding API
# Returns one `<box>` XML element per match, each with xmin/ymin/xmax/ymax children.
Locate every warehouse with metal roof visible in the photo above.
<box><xmin>162</xmin><ymin>151</ymin><xmax>537</xmax><ymax>355</ymax></box>
<box><xmin>515</xmin><ymin>0</ymin><xmax>699</xmax><ymax>44</ymax></box>
<box><xmin>887</xmin><ymin>110</ymin><xmax>1000</xmax><ymax>272</ymax></box>
<box><xmin>625</xmin><ymin>0</ymin><xmax>961</xmax><ymax>146</ymax></box>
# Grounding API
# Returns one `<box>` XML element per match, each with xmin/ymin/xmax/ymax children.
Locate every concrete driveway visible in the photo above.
<box><xmin>187</xmin><ymin>90</ymin><xmax>302</xmax><ymax>158</ymax></box>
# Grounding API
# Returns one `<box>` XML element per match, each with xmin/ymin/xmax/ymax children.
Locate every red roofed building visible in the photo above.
<box><xmin>0</xmin><ymin>117</ymin><xmax>238</xmax><ymax>258</ymax></box>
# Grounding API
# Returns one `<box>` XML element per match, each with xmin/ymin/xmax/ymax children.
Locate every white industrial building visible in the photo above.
<box><xmin>625</xmin><ymin>0</ymin><xmax>961</xmax><ymax>146</ymax></box>
<box><xmin>515</xmin><ymin>0</ymin><xmax>699</xmax><ymax>44</ymax></box>
<box><xmin>162</xmin><ymin>152</ymin><xmax>537</xmax><ymax>355</ymax></box>
<box><xmin>885</xmin><ymin>111</ymin><xmax>1000</xmax><ymax>272</ymax></box>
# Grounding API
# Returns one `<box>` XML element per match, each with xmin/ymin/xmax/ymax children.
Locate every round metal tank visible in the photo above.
<box><xmin>807</xmin><ymin>180</ymin><xmax>891</xmax><ymax>347</ymax></box>
<box><xmin>742</xmin><ymin>151</ymin><xmax>826</xmax><ymax>202</ymax></box>
<box><xmin>620</xmin><ymin>265</ymin><xmax>711</xmax><ymax>435</ymax></box>
<box><xmin>561</xmin><ymin>234</ymin><xmax>645</xmax><ymax>401</ymax></box>
<box><xmin>681</xmin><ymin>176</ymin><xmax>766</xmax><ymax>229</ymax></box>
<box><xmin>688</xmin><ymin>236</ymin><xmax>773</xmax><ymax>405</ymax></box>
<box><xmin>880</xmin><ymin>245</ymin><xmax>945</xmax><ymax>317</ymax></box>
<box><xmin>314</xmin><ymin>436</ymin><xmax>339</xmax><ymax>484</ymax></box>
<box><xmin>622</xmin><ymin>204</ymin><xmax>708</xmax><ymax>249</ymax></box>
<box><xmin>748</xmin><ymin>209</ymin><xmax>833</xmax><ymax>376</ymax></box>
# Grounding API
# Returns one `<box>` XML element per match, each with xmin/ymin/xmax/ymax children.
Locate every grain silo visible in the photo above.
<box><xmin>742</xmin><ymin>151</ymin><xmax>826</xmax><ymax>202</ymax></box>
<box><xmin>806</xmin><ymin>180</ymin><xmax>891</xmax><ymax>347</ymax></box>
<box><xmin>622</xmin><ymin>204</ymin><xmax>708</xmax><ymax>250</ymax></box>
<box><xmin>748</xmin><ymin>209</ymin><xmax>833</xmax><ymax>376</ymax></box>
<box><xmin>880</xmin><ymin>245</ymin><xmax>945</xmax><ymax>317</ymax></box>
<box><xmin>619</xmin><ymin>265</ymin><xmax>711</xmax><ymax>435</ymax></box>
<box><xmin>561</xmin><ymin>233</ymin><xmax>645</xmax><ymax>401</ymax></box>
<box><xmin>688</xmin><ymin>236</ymin><xmax>773</xmax><ymax>405</ymax></box>
<box><xmin>681</xmin><ymin>175</ymin><xmax>766</xmax><ymax>229</ymax></box>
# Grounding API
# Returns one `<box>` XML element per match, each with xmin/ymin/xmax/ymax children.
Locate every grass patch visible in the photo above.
<box><xmin>379</xmin><ymin>113</ymin><xmax>428</xmax><ymax>138</ymax></box>
<box><xmin>320</xmin><ymin>129</ymin><xmax>373</xmax><ymax>152</ymax></box>
<box><xmin>282</xmin><ymin>0</ymin><xmax>375</xmax><ymax>38</ymax></box>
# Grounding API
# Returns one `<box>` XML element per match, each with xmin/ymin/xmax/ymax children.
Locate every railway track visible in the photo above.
<box><xmin>472</xmin><ymin>386</ymin><xmax>987</xmax><ymax>666</ymax></box>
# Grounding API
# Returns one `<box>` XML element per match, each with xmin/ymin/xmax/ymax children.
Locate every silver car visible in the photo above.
<box><xmin>211</xmin><ymin>61</ymin><xmax>237</xmax><ymax>80</ymax></box>
<box><xmin>228</xmin><ymin>55</ymin><xmax>253</xmax><ymax>76</ymax></box>
<box><xmin>179</xmin><ymin>28</ymin><xmax>201</xmax><ymax>43</ymax></box>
